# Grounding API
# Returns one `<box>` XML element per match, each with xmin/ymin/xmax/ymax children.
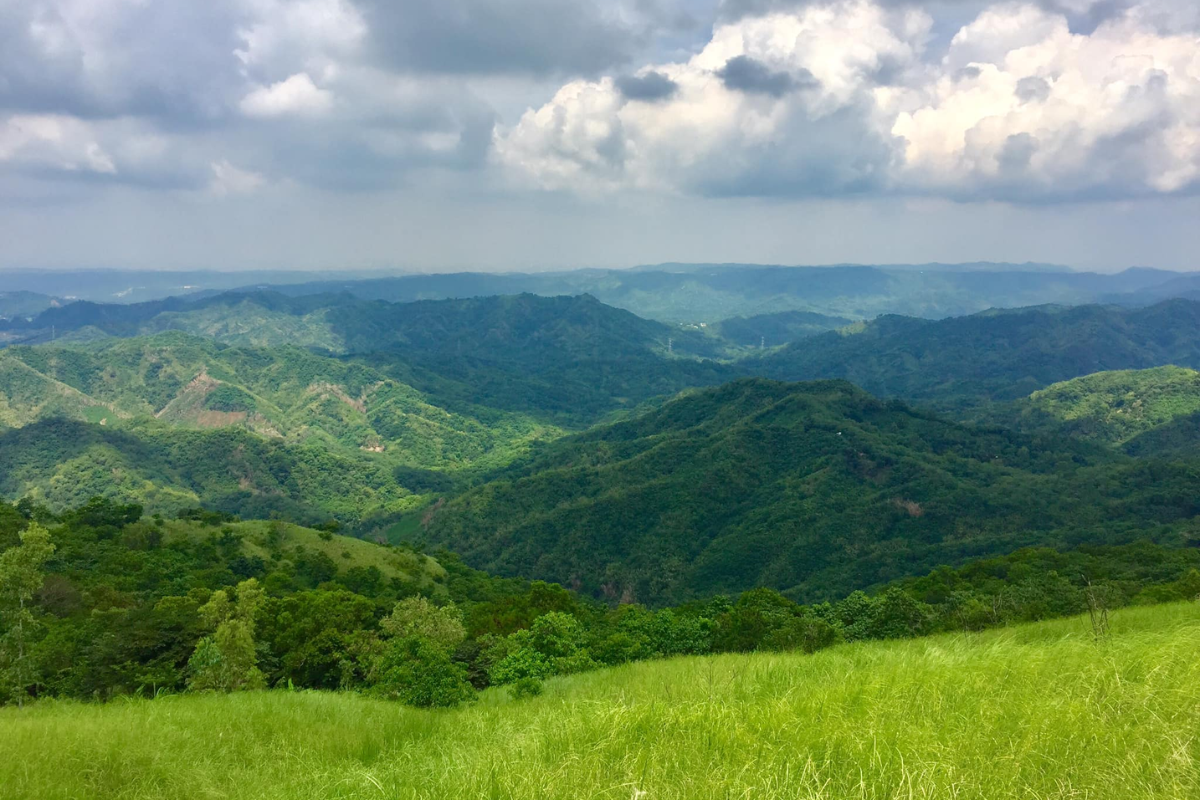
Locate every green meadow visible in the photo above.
<box><xmin>3</xmin><ymin>602</ymin><xmax>1197</xmax><ymax>800</ymax></box>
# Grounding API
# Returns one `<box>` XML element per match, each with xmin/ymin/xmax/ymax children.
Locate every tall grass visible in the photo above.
<box><xmin>3</xmin><ymin>602</ymin><xmax>1198</xmax><ymax>799</ymax></box>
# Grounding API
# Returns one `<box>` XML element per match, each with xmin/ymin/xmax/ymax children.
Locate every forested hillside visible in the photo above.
<box><xmin>756</xmin><ymin>300</ymin><xmax>1200</xmax><ymax>414</ymax></box>
<box><xmin>2</xmin><ymin>293</ymin><xmax>743</xmax><ymax>425</ymax></box>
<box><xmin>417</xmin><ymin>379</ymin><xmax>1200</xmax><ymax>604</ymax></box>
<box><xmin>0</xmin><ymin>332</ymin><xmax>557</xmax><ymax>468</ymax></box>
<box><xmin>996</xmin><ymin>366</ymin><xmax>1200</xmax><ymax>448</ymax></box>
<box><xmin>0</xmin><ymin>419</ymin><xmax>421</xmax><ymax>523</ymax></box>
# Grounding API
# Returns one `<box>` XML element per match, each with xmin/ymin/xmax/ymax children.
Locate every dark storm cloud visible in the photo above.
<box><xmin>717</xmin><ymin>56</ymin><xmax>816</xmax><ymax>97</ymax></box>
<box><xmin>616</xmin><ymin>72</ymin><xmax>681</xmax><ymax>101</ymax></box>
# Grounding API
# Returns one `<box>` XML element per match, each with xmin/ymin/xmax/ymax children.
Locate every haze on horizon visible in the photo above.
<box><xmin>2</xmin><ymin>0</ymin><xmax>1199</xmax><ymax>273</ymax></box>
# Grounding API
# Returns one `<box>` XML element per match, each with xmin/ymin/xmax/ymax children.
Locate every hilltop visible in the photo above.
<box><xmin>997</xmin><ymin>366</ymin><xmax>1200</xmax><ymax>449</ymax></box>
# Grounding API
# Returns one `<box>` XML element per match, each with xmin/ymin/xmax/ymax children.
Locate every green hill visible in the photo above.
<box><xmin>0</xmin><ymin>333</ymin><xmax>559</xmax><ymax>470</ymax></box>
<box><xmin>999</xmin><ymin>366</ymin><xmax>1200</xmax><ymax>447</ymax></box>
<box><xmin>3</xmin><ymin>293</ymin><xmax>743</xmax><ymax>425</ymax></box>
<box><xmin>0</xmin><ymin>418</ymin><xmax>418</xmax><ymax>522</ymax></box>
<box><xmin>4</xmin><ymin>602</ymin><xmax>1198</xmax><ymax>800</ymax></box>
<box><xmin>755</xmin><ymin>300</ymin><xmax>1200</xmax><ymax>415</ymax></box>
<box><xmin>415</xmin><ymin>378</ymin><xmax>1200</xmax><ymax>604</ymax></box>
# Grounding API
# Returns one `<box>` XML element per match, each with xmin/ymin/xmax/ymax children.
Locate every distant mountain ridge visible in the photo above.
<box><xmin>243</xmin><ymin>264</ymin><xmax>1193</xmax><ymax>323</ymax></box>
<box><xmin>754</xmin><ymin>299</ymin><xmax>1200</xmax><ymax>415</ymax></box>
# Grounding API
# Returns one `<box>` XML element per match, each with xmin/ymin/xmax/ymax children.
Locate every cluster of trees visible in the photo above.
<box><xmin>3</xmin><ymin>498</ymin><xmax>1197</xmax><ymax>709</ymax></box>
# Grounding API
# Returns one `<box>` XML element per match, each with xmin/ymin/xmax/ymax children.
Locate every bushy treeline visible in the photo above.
<box><xmin>4</xmin><ymin>498</ymin><xmax>1198</xmax><ymax>708</ymax></box>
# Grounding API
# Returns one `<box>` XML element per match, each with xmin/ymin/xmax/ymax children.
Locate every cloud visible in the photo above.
<box><xmin>210</xmin><ymin>160</ymin><xmax>267</xmax><ymax>195</ymax></box>
<box><xmin>496</xmin><ymin>1</ymin><xmax>930</xmax><ymax>195</ymax></box>
<box><xmin>358</xmin><ymin>0</ymin><xmax>673</xmax><ymax>76</ymax></box>
<box><xmin>1014</xmin><ymin>76</ymin><xmax>1051</xmax><ymax>103</ymax></box>
<box><xmin>717</xmin><ymin>55</ymin><xmax>815</xmax><ymax>96</ymax></box>
<box><xmin>893</xmin><ymin>3</ymin><xmax>1200</xmax><ymax>198</ymax></box>
<box><xmin>240</xmin><ymin>73</ymin><xmax>334</xmax><ymax>117</ymax></box>
<box><xmin>616</xmin><ymin>71</ymin><xmax>681</xmax><ymax>101</ymax></box>
<box><xmin>0</xmin><ymin>115</ymin><xmax>117</xmax><ymax>175</ymax></box>
<box><xmin>499</xmin><ymin>0</ymin><xmax>1200</xmax><ymax>201</ymax></box>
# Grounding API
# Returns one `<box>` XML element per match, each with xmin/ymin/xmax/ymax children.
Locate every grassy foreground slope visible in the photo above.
<box><xmin>3</xmin><ymin>602</ymin><xmax>1198</xmax><ymax>800</ymax></box>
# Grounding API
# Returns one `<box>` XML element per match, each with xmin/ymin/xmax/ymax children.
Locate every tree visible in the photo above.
<box><xmin>187</xmin><ymin>579</ymin><xmax>266</xmax><ymax>692</ymax></box>
<box><xmin>380</xmin><ymin>597</ymin><xmax>466</xmax><ymax>653</ymax></box>
<box><xmin>0</xmin><ymin>523</ymin><xmax>55</xmax><ymax>706</ymax></box>
<box><xmin>370</xmin><ymin>636</ymin><xmax>474</xmax><ymax>708</ymax></box>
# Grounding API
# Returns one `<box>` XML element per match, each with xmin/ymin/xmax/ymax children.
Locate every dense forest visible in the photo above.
<box><xmin>757</xmin><ymin>300</ymin><xmax>1200</xmax><ymax>414</ymax></box>
<box><xmin>3</xmin><ymin>497</ymin><xmax>1197</xmax><ymax>707</ymax></box>
<box><xmin>417</xmin><ymin>378</ymin><xmax>1200</xmax><ymax>603</ymax></box>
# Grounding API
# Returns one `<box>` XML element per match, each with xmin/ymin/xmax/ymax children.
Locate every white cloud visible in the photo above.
<box><xmin>497</xmin><ymin>0</ymin><xmax>1200</xmax><ymax>201</ymax></box>
<box><xmin>239</xmin><ymin>73</ymin><xmax>334</xmax><ymax>117</ymax></box>
<box><xmin>209</xmin><ymin>159</ymin><xmax>267</xmax><ymax>195</ymax></box>
<box><xmin>0</xmin><ymin>115</ymin><xmax>118</xmax><ymax>174</ymax></box>
<box><xmin>892</xmin><ymin>4</ymin><xmax>1200</xmax><ymax>198</ymax></box>
<box><xmin>234</xmin><ymin>0</ymin><xmax>368</xmax><ymax>77</ymax></box>
<box><xmin>496</xmin><ymin>1</ymin><xmax>926</xmax><ymax>195</ymax></box>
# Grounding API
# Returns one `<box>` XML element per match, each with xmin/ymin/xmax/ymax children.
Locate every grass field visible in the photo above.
<box><xmin>3</xmin><ymin>602</ymin><xmax>1198</xmax><ymax>799</ymax></box>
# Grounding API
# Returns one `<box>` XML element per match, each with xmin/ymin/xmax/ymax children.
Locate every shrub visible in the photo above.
<box><xmin>509</xmin><ymin>676</ymin><xmax>543</xmax><ymax>700</ymax></box>
<box><xmin>371</xmin><ymin>636</ymin><xmax>474</xmax><ymax>708</ymax></box>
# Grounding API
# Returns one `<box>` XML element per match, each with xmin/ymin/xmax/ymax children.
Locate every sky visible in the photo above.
<box><xmin>1</xmin><ymin>0</ymin><xmax>1198</xmax><ymax>273</ymax></box>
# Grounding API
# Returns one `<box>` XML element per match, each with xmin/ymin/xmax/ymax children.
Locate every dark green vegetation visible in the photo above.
<box><xmin>3</xmin><ymin>497</ymin><xmax>1197</xmax><ymax>709</ymax></box>
<box><xmin>417</xmin><ymin>378</ymin><xmax>1200</xmax><ymax>603</ymax></box>
<box><xmin>758</xmin><ymin>299</ymin><xmax>1200</xmax><ymax>415</ymax></box>
<box><xmin>0</xmin><ymin>418</ymin><xmax>421</xmax><ymax>524</ymax></box>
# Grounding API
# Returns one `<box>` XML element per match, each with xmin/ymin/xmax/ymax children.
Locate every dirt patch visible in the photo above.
<box><xmin>195</xmin><ymin>410</ymin><xmax>249</xmax><ymax>428</ymax></box>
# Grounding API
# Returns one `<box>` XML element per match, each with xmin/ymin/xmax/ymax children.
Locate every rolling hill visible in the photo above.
<box><xmin>246</xmin><ymin>263</ymin><xmax>1194</xmax><ymax>323</ymax></box>
<box><xmin>755</xmin><ymin>299</ymin><xmax>1200</xmax><ymax>415</ymax></box>
<box><xmin>1</xmin><ymin>292</ymin><xmax>743</xmax><ymax>425</ymax></box>
<box><xmin>0</xmin><ymin>418</ymin><xmax>419</xmax><ymax>523</ymax></box>
<box><xmin>997</xmin><ymin>366</ymin><xmax>1200</xmax><ymax>449</ymax></box>
<box><xmin>414</xmin><ymin>378</ymin><xmax>1200</xmax><ymax>604</ymax></box>
<box><xmin>0</xmin><ymin>332</ymin><xmax>558</xmax><ymax>470</ymax></box>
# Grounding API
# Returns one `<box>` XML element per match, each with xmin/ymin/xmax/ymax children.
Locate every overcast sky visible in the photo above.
<box><xmin>1</xmin><ymin>0</ymin><xmax>1198</xmax><ymax>272</ymax></box>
